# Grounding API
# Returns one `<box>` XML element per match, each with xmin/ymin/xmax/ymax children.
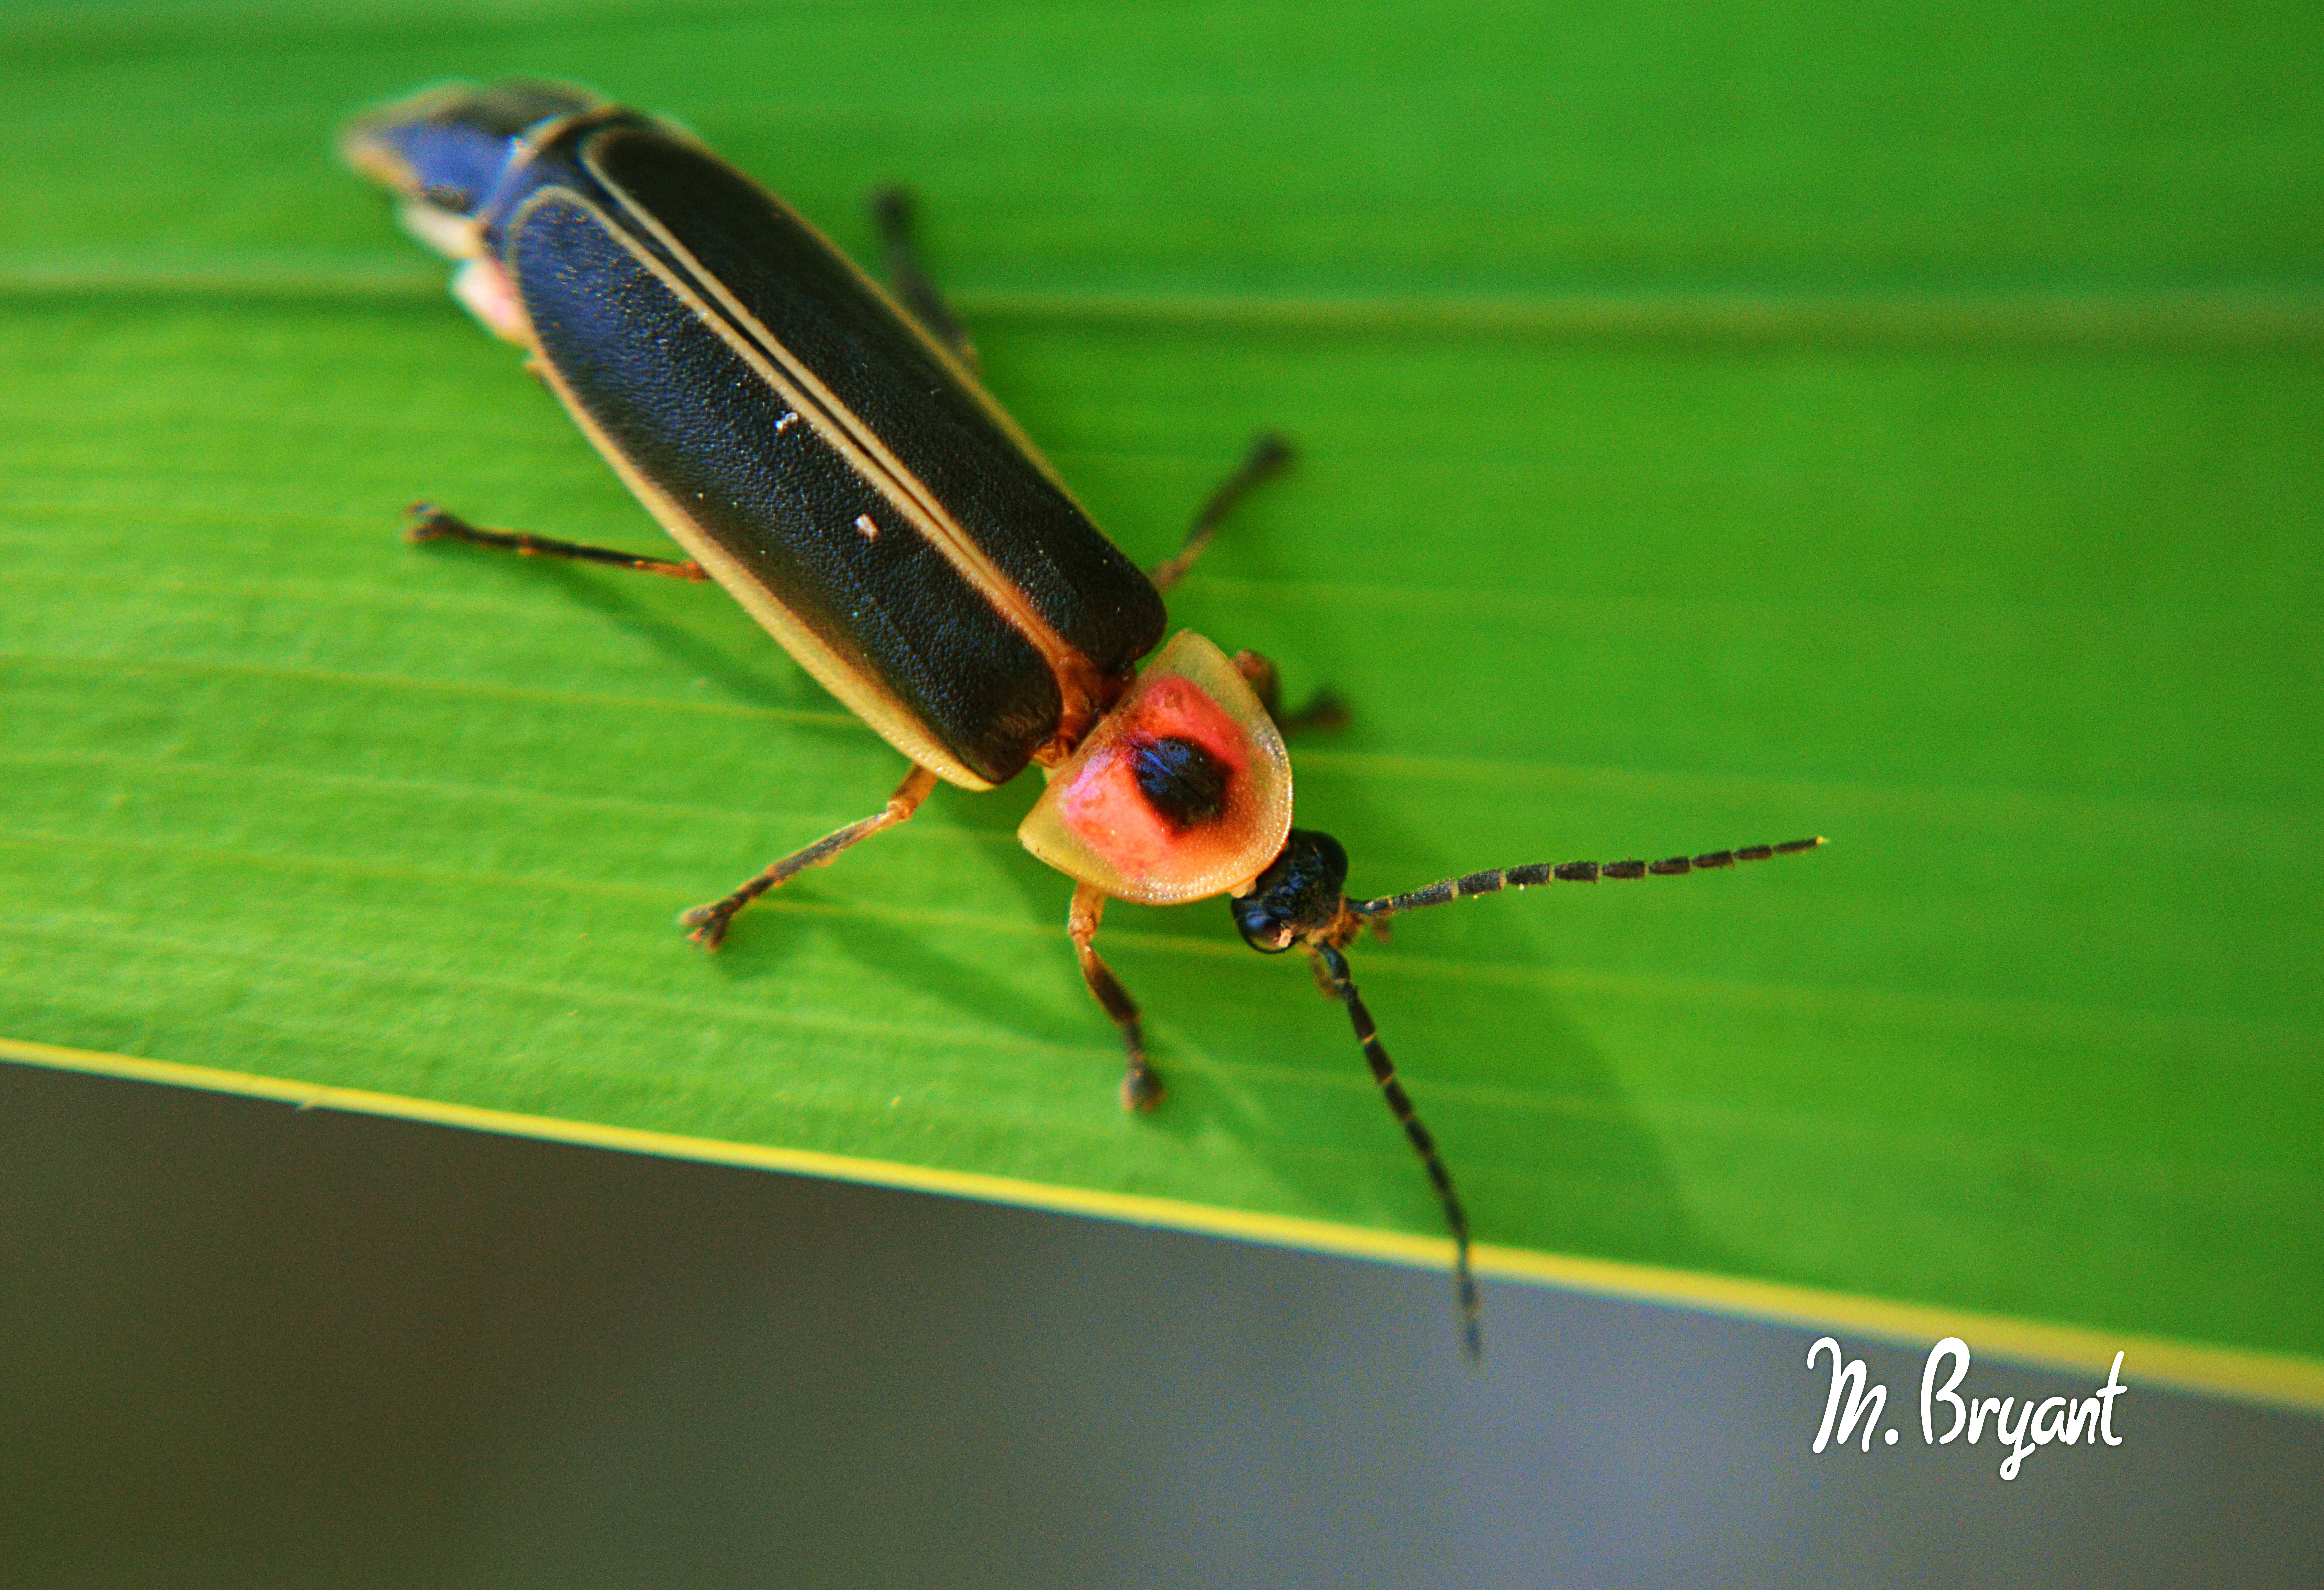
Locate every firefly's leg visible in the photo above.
<box><xmin>867</xmin><ymin>186</ymin><xmax>978</xmax><ymax>372</ymax></box>
<box><xmin>1230</xmin><ymin>648</ymin><xmax>1350</xmax><ymax>737</ymax></box>
<box><xmin>405</xmin><ymin>505</ymin><xmax>708</xmax><ymax>581</ymax></box>
<box><xmin>682</xmin><ymin>766</ymin><xmax>940</xmax><ymax>950</ymax></box>
<box><xmin>1068</xmin><ymin>884</ymin><xmax>1164</xmax><ymax>1113</ymax></box>
<box><xmin>1147</xmin><ymin>432</ymin><xmax>1296</xmax><ymax>592</ymax></box>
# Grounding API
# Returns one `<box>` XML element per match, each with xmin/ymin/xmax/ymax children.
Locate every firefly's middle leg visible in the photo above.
<box><xmin>1148</xmin><ymin>432</ymin><xmax>1296</xmax><ymax>593</ymax></box>
<box><xmin>1068</xmin><ymin>884</ymin><xmax>1164</xmax><ymax>1113</ymax></box>
<box><xmin>682</xmin><ymin>766</ymin><xmax>939</xmax><ymax>950</ymax></box>
<box><xmin>405</xmin><ymin>505</ymin><xmax>709</xmax><ymax>580</ymax></box>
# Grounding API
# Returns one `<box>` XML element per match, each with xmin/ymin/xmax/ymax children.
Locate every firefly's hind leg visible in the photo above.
<box><xmin>405</xmin><ymin>505</ymin><xmax>708</xmax><ymax>581</ymax></box>
<box><xmin>868</xmin><ymin>186</ymin><xmax>979</xmax><ymax>372</ymax></box>
<box><xmin>683</xmin><ymin>766</ymin><xmax>940</xmax><ymax>950</ymax></box>
<box><xmin>1148</xmin><ymin>432</ymin><xmax>1296</xmax><ymax>592</ymax></box>
<box><xmin>1068</xmin><ymin>884</ymin><xmax>1164</xmax><ymax>1113</ymax></box>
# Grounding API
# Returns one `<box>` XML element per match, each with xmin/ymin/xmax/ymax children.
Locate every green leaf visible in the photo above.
<box><xmin>2</xmin><ymin>0</ymin><xmax>2319</xmax><ymax>1364</ymax></box>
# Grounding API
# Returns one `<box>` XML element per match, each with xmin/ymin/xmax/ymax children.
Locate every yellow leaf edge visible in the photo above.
<box><xmin>7</xmin><ymin>1034</ymin><xmax>2318</xmax><ymax>1418</ymax></box>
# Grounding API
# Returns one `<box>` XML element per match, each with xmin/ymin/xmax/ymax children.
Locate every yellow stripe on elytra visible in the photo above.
<box><xmin>579</xmin><ymin>141</ymin><xmax>1101</xmax><ymax>735</ymax></box>
<box><xmin>507</xmin><ymin>186</ymin><xmax>993</xmax><ymax>790</ymax></box>
<box><xmin>2</xmin><ymin>1034</ymin><xmax>2317</xmax><ymax>1415</ymax></box>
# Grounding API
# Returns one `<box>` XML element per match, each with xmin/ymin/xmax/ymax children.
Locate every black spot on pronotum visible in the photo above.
<box><xmin>1132</xmin><ymin>735</ymin><xmax>1231</xmax><ymax>829</ymax></box>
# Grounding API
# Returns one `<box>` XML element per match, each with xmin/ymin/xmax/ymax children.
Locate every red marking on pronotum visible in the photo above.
<box><xmin>1057</xmin><ymin>676</ymin><xmax>1252</xmax><ymax>872</ymax></box>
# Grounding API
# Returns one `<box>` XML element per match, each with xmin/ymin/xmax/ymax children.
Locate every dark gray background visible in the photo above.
<box><xmin>2</xmin><ymin>1061</ymin><xmax>2316</xmax><ymax>1589</ymax></box>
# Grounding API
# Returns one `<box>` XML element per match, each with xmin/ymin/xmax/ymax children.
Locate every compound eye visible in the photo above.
<box><xmin>1018</xmin><ymin>632</ymin><xmax>1293</xmax><ymax>906</ymax></box>
<box><xmin>1231</xmin><ymin>896</ymin><xmax>1298</xmax><ymax>953</ymax></box>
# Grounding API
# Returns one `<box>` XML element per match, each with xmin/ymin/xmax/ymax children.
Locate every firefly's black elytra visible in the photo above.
<box><xmin>343</xmin><ymin>80</ymin><xmax>1824</xmax><ymax>1357</ymax></box>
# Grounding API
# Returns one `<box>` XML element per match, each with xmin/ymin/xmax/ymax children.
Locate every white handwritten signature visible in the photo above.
<box><xmin>1808</xmin><ymin>1336</ymin><xmax>2126</xmax><ymax>1480</ymax></box>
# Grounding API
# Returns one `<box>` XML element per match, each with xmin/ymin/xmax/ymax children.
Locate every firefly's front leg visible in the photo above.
<box><xmin>1230</xmin><ymin>648</ymin><xmax>1350</xmax><ymax>737</ymax></box>
<box><xmin>1067</xmin><ymin>884</ymin><xmax>1164</xmax><ymax>1113</ymax></box>
<box><xmin>682</xmin><ymin>766</ymin><xmax>939</xmax><ymax>950</ymax></box>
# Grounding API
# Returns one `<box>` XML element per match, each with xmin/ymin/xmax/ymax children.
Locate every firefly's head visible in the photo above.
<box><xmin>1232</xmin><ymin>829</ymin><xmax>1351</xmax><ymax>952</ymax></box>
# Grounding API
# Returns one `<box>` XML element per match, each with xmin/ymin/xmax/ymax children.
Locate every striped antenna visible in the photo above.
<box><xmin>1312</xmin><ymin>941</ymin><xmax>1481</xmax><ymax>1360</ymax></box>
<box><xmin>1350</xmin><ymin>836</ymin><xmax>1825</xmax><ymax>923</ymax></box>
